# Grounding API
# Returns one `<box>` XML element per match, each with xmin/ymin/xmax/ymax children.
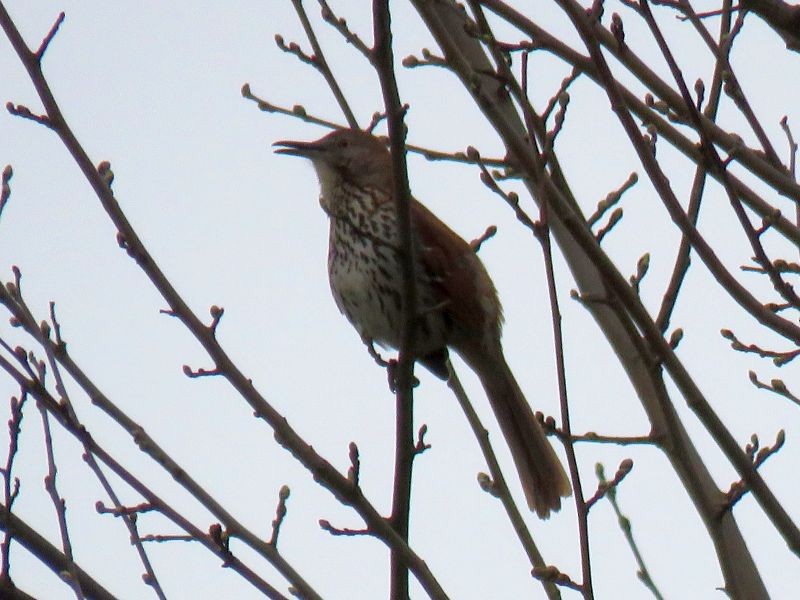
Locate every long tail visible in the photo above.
<box><xmin>469</xmin><ymin>351</ymin><xmax>572</xmax><ymax>518</ymax></box>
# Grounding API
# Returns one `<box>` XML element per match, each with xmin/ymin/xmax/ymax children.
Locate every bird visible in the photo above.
<box><xmin>274</xmin><ymin>128</ymin><xmax>571</xmax><ymax>518</ymax></box>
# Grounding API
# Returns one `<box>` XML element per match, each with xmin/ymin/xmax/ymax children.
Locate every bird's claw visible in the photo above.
<box><xmin>387</xmin><ymin>358</ymin><xmax>420</xmax><ymax>393</ymax></box>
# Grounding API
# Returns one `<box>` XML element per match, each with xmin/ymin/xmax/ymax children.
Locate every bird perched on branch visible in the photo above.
<box><xmin>274</xmin><ymin>128</ymin><xmax>571</xmax><ymax>518</ymax></box>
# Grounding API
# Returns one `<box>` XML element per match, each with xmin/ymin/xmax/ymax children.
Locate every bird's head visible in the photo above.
<box><xmin>274</xmin><ymin>129</ymin><xmax>392</xmax><ymax>195</ymax></box>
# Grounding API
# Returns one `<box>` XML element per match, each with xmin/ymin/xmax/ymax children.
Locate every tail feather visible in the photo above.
<box><xmin>470</xmin><ymin>352</ymin><xmax>571</xmax><ymax>518</ymax></box>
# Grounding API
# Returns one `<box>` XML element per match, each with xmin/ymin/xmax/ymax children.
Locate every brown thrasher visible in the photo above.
<box><xmin>274</xmin><ymin>128</ymin><xmax>571</xmax><ymax>517</ymax></box>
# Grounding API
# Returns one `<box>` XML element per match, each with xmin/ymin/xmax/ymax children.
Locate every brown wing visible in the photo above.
<box><xmin>411</xmin><ymin>199</ymin><xmax>502</xmax><ymax>348</ymax></box>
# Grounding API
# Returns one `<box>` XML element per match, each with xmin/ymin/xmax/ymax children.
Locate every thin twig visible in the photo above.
<box><xmin>779</xmin><ymin>116</ymin><xmax>798</xmax><ymax>178</ymax></box>
<box><xmin>36</xmin><ymin>402</ymin><xmax>85</xmax><ymax>600</ymax></box>
<box><xmin>629</xmin><ymin>253</ymin><xmax>650</xmax><ymax>294</ymax></box>
<box><xmin>289</xmin><ymin>0</ymin><xmax>359</xmax><ymax>128</ymax></box>
<box><xmin>721</xmin><ymin>328</ymin><xmax>800</xmax><ymax>366</ymax></box>
<box><xmin>139</xmin><ymin>534</ymin><xmax>195</xmax><ymax>544</ymax></box>
<box><xmin>34</xmin><ymin>12</ymin><xmax>64</xmax><ymax>60</ymax></box>
<box><xmin>779</xmin><ymin>115</ymin><xmax>800</xmax><ymax>253</ymax></box>
<box><xmin>28</xmin><ymin>339</ymin><xmax>84</xmax><ymax>599</ymax></box>
<box><xmin>0</xmin><ymin>165</ymin><xmax>12</xmax><ymax>220</ymax></box>
<box><xmin>470</xmin><ymin>225</ymin><xmax>498</xmax><ymax>252</ymax></box>
<box><xmin>243</xmin><ymin>85</ymin><xmax>508</xmax><ymax>170</ymax></box>
<box><xmin>469</xmin><ymin>147</ymin><xmax>537</xmax><ymax>231</ymax></box>
<box><xmin>586</xmin><ymin>173</ymin><xmax>638</xmax><ymax>227</ymax></box>
<box><xmin>241</xmin><ymin>84</ymin><xmax>341</xmax><ymax>129</ymax></box>
<box><xmin>542</xmin><ymin>68</ymin><xmax>581</xmax><ymax>123</ymax></box>
<box><xmin>585</xmin><ymin>459</ymin><xmax>634</xmax><ymax>510</ymax></box>
<box><xmin>447</xmin><ymin>367</ymin><xmax>561</xmax><ymax>600</ymax></box>
<box><xmin>594</xmin><ymin>208</ymin><xmax>623</xmax><ymax>243</ymax></box>
<box><xmin>1</xmin><ymin>392</ymin><xmax>26</xmax><ymax>584</ymax></box>
<box><xmin>318</xmin><ymin>520</ymin><xmax>370</xmax><ymax>537</ymax></box>
<box><xmin>724</xmin><ymin>430</ymin><xmax>786</xmax><ymax>509</ymax></box>
<box><xmin>531</xmin><ymin>566</ymin><xmax>582</xmax><ymax>593</ymax></box>
<box><xmin>268</xmin><ymin>486</ymin><xmax>291</xmax><ymax>547</ymax></box>
<box><xmin>5</xmin><ymin>103</ymin><xmax>52</xmax><ymax>128</ymax></box>
<box><xmin>748</xmin><ymin>371</ymin><xmax>800</xmax><ymax>407</ymax></box>
<box><xmin>742</xmin><ymin>258</ymin><xmax>800</xmax><ymax>275</ymax></box>
<box><xmin>317</xmin><ymin>0</ymin><xmax>373</xmax><ymax>60</ymax></box>
<box><xmin>596</xmin><ymin>463</ymin><xmax>664</xmax><ymax>600</ymax></box>
<box><xmin>532</xmin><ymin>199</ymin><xmax>590</xmax><ymax>596</ymax></box>
<box><xmin>566</xmin><ymin>432</ymin><xmax>657</xmax><ymax>445</ymax></box>
<box><xmin>86</xmin><ymin>459</ymin><xmax>166</xmax><ymax>598</ymax></box>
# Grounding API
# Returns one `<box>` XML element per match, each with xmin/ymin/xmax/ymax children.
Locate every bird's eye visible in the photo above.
<box><xmin>338</xmin><ymin>139</ymin><xmax>349</xmax><ymax>148</ymax></box>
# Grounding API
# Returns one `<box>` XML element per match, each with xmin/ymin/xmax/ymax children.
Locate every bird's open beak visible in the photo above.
<box><xmin>272</xmin><ymin>140</ymin><xmax>322</xmax><ymax>158</ymax></box>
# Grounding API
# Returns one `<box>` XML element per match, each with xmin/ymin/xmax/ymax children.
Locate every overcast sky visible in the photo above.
<box><xmin>1</xmin><ymin>1</ymin><xmax>798</xmax><ymax>599</ymax></box>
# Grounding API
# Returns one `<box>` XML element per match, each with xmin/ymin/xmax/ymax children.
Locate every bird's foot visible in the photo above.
<box><xmin>386</xmin><ymin>358</ymin><xmax>420</xmax><ymax>393</ymax></box>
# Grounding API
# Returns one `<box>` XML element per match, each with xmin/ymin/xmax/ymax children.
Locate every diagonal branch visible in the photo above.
<box><xmin>0</xmin><ymin>504</ymin><xmax>116</xmax><ymax>600</ymax></box>
<box><xmin>447</xmin><ymin>367</ymin><xmax>561</xmax><ymax>600</ymax></box>
<box><xmin>289</xmin><ymin>0</ymin><xmax>359</xmax><ymax>128</ymax></box>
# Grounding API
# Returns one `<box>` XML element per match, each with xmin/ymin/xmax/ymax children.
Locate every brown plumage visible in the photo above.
<box><xmin>274</xmin><ymin>128</ymin><xmax>571</xmax><ymax>517</ymax></box>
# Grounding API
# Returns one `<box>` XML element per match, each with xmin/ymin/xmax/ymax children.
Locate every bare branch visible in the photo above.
<box><xmin>629</xmin><ymin>253</ymin><xmax>650</xmax><ymax>294</ymax></box>
<box><xmin>447</xmin><ymin>367</ymin><xmax>560</xmax><ymax>600</ymax></box>
<box><xmin>779</xmin><ymin>115</ymin><xmax>798</xmax><ymax>178</ymax></box>
<box><xmin>372</xmin><ymin>3</ymin><xmax>423</xmax><ymax>597</ymax></box>
<box><xmin>749</xmin><ymin>371</ymin><xmax>800</xmax><ymax>407</ymax></box>
<box><xmin>531</xmin><ymin>565</ymin><xmax>582</xmax><ymax>593</ymax></box>
<box><xmin>288</xmin><ymin>0</ymin><xmax>359</xmax><ymax>128</ymax></box>
<box><xmin>5</xmin><ymin>103</ymin><xmax>52</xmax><ymax>128</ymax></box>
<box><xmin>241</xmin><ymin>84</ymin><xmax>342</xmax><ymax>130</ymax></box>
<box><xmin>36</xmin><ymin>403</ymin><xmax>85</xmax><ymax>599</ymax></box>
<box><xmin>724</xmin><ymin>430</ymin><xmax>787</xmax><ymax>509</ymax></box>
<box><xmin>181</xmin><ymin>365</ymin><xmax>222</xmax><ymax>378</ymax></box>
<box><xmin>721</xmin><ymin>329</ymin><xmax>800</xmax><ymax>366</ymax></box>
<box><xmin>34</xmin><ymin>11</ymin><xmax>64</xmax><ymax>60</ymax></box>
<box><xmin>470</xmin><ymin>225</ymin><xmax>498</xmax><ymax>252</ymax></box>
<box><xmin>587</xmin><ymin>172</ymin><xmax>638</xmax><ymax>227</ymax></box>
<box><xmin>594</xmin><ymin>207</ymin><xmax>623</xmax><ymax>244</ymax></box>
<box><xmin>318</xmin><ymin>520</ymin><xmax>370</xmax><ymax>537</ymax></box>
<box><xmin>542</xmin><ymin>68</ymin><xmax>581</xmax><ymax>123</ymax></box>
<box><xmin>0</xmin><ymin>166</ymin><xmax>12</xmax><ymax>220</ymax></box>
<box><xmin>561</xmin><ymin>431</ymin><xmax>658</xmax><ymax>446</ymax></box>
<box><xmin>585</xmin><ymin>459</ymin><xmax>634</xmax><ymax>510</ymax></box>
<box><xmin>268</xmin><ymin>486</ymin><xmax>291</xmax><ymax>547</ymax></box>
<box><xmin>596</xmin><ymin>462</ymin><xmax>664</xmax><ymax>600</ymax></box>
<box><xmin>1</xmin><ymin>392</ymin><xmax>26</xmax><ymax>584</ymax></box>
<box><xmin>317</xmin><ymin>0</ymin><xmax>373</xmax><ymax>60</ymax></box>
<box><xmin>0</xmin><ymin>504</ymin><xmax>117</xmax><ymax>600</ymax></box>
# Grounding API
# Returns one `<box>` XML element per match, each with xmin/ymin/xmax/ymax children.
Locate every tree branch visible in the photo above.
<box><xmin>372</xmin><ymin>3</ymin><xmax>421</xmax><ymax>598</ymax></box>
